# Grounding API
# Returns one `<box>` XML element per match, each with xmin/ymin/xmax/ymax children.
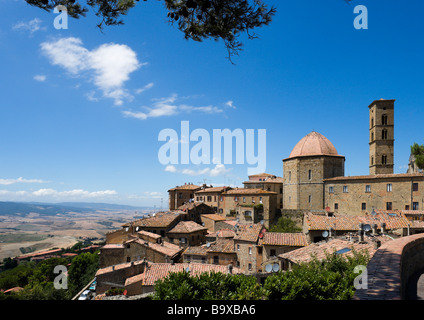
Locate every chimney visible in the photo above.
<box><xmin>358</xmin><ymin>223</ymin><xmax>364</xmax><ymax>242</ymax></box>
<box><xmin>381</xmin><ymin>222</ymin><xmax>386</xmax><ymax>234</ymax></box>
<box><xmin>227</xmin><ymin>264</ymin><xmax>233</xmax><ymax>274</ymax></box>
<box><xmin>372</xmin><ymin>224</ymin><xmax>378</xmax><ymax>235</ymax></box>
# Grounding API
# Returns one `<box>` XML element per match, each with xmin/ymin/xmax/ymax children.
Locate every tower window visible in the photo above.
<box><xmin>308</xmin><ymin>195</ymin><xmax>312</xmax><ymax>203</ymax></box>
<box><xmin>371</xmin><ymin>132</ymin><xmax>374</xmax><ymax>141</ymax></box>
<box><xmin>343</xmin><ymin>186</ymin><xmax>348</xmax><ymax>193</ymax></box>
<box><xmin>413</xmin><ymin>202</ymin><xmax>419</xmax><ymax>210</ymax></box>
<box><xmin>334</xmin><ymin>203</ymin><xmax>339</xmax><ymax>210</ymax></box>
<box><xmin>371</xmin><ymin>118</ymin><xmax>374</xmax><ymax>127</ymax></box>
<box><xmin>308</xmin><ymin>170</ymin><xmax>312</xmax><ymax>180</ymax></box>
<box><xmin>365</xmin><ymin>185</ymin><xmax>371</xmax><ymax>193</ymax></box>
<box><xmin>386</xmin><ymin>202</ymin><xmax>392</xmax><ymax>210</ymax></box>
<box><xmin>382</xmin><ymin>155</ymin><xmax>387</xmax><ymax>164</ymax></box>
<box><xmin>371</xmin><ymin>156</ymin><xmax>374</xmax><ymax>165</ymax></box>
<box><xmin>413</xmin><ymin>183</ymin><xmax>419</xmax><ymax>192</ymax></box>
<box><xmin>382</xmin><ymin>114</ymin><xmax>388</xmax><ymax>125</ymax></box>
<box><xmin>382</xmin><ymin>129</ymin><xmax>388</xmax><ymax>140</ymax></box>
<box><xmin>387</xmin><ymin>184</ymin><xmax>392</xmax><ymax>192</ymax></box>
<box><xmin>361</xmin><ymin>203</ymin><xmax>367</xmax><ymax>210</ymax></box>
<box><xmin>329</xmin><ymin>186</ymin><xmax>334</xmax><ymax>193</ymax></box>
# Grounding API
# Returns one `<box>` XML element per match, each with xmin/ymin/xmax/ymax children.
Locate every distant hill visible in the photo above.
<box><xmin>0</xmin><ymin>201</ymin><xmax>152</xmax><ymax>216</ymax></box>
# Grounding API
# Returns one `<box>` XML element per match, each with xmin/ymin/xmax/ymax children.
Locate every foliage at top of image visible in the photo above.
<box><xmin>24</xmin><ymin>0</ymin><xmax>276</xmax><ymax>62</ymax></box>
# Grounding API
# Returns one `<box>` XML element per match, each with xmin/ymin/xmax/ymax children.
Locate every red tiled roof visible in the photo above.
<box><xmin>126</xmin><ymin>212</ymin><xmax>180</xmax><ymax>228</ymax></box>
<box><xmin>195</xmin><ymin>187</ymin><xmax>232</xmax><ymax>193</ymax></box>
<box><xmin>201</xmin><ymin>214</ymin><xmax>226</xmax><ymax>221</ymax></box>
<box><xmin>260</xmin><ymin>232</ymin><xmax>308</xmax><ymax>247</ymax></box>
<box><xmin>125</xmin><ymin>238</ymin><xmax>182</xmax><ymax>258</ymax></box>
<box><xmin>167</xmin><ymin>221</ymin><xmax>207</xmax><ymax>234</ymax></box>
<box><xmin>183</xmin><ymin>245</ymin><xmax>208</xmax><ymax>256</ymax></box>
<box><xmin>126</xmin><ymin>262</ymin><xmax>241</xmax><ymax>286</ymax></box>
<box><xmin>207</xmin><ymin>238</ymin><xmax>235</xmax><ymax>253</ymax></box>
<box><xmin>324</xmin><ymin>173</ymin><xmax>424</xmax><ymax>182</ymax></box>
<box><xmin>278</xmin><ymin>236</ymin><xmax>391</xmax><ymax>265</ymax></box>
<box><xmin>234</xmin><ymin>223</ymin><xmax>264</xmax><ymax>242</ymax></box>
<box><xmin>223</xmin><ymin>188</ymin><xmax>277</xmax><ymax>195</ymax></box>
<box><xmin>168</xmin><ymin>184</ymin><xmax>202</xmax><ymax>191</ymax></box>
<box><xmin>16</xmin><ymin>248</ymin><xmax>63</xmax><ymax>260</ymax></box>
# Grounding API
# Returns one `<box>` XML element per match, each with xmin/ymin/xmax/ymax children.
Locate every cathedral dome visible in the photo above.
<box><xmin>288</xmin><ymin>131</ymin><xmax>339</xmax><ymax>158</ymax></box>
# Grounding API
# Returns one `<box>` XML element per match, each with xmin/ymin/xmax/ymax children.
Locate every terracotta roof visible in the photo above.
<box><xmin>101</xmin><ymin>244</ymin><xmax>124</xmax><ymax>249</ymax></box>
<box><xmin>278</xmin><ymin>236</ymin><xmax>391</xmax><ymax>265</ymax></box>
<box><xmin>168</xmin><ymin>184</ymin><xmax>201</xmax><ymax>191</ymax></box>
<box><xmin>207</xmin><ymin>238</ymin><xmax>235</xmax><ymax>253</ymax></box>
<box><xmin>16</xmin><ymin>248</ymin><xmax>63</xmax><ymax>260</ymax></box>
<box><xmin>223</xmin><ymin>188</ymin><xmax>277</xmax><ymax>195</ymax></box>
<box><xmin>125</xmin><ymin>238</ymin><xmax>182</xmax><ymax>258</ymax></box>
<box><xmin>126</xmin><ymin>212</ymin><xmax>180</xmax><ymax>228</ymax></box>
<box><xmin>183</xmin><ymin>245</ymin><xmax>208</xmax><ymax>256</ymax></box>
<box><xmin>195</xmin><ymin>186</ymin><xmax>232</xmax><ymax>193</ymax></box>
<box><xmin>324</xmin><ymin>173</ymin><xmax>423</xmax><ymax>182</ymax></box>
<box><xmin>167</xmin><ymin>221</ymin><xmax>207</xmax><ymax>234</ymax></box>
<box><xmin>137</xmin><ymin>230</ymin><xmax>162</xmax><ymax>239</ymax></box>
<box><xmin>126</xmin><ymin>262</ymin><xmax>242</xmax><ymax>286</ymax></box>
<box><xmin>305</xmin><ymin>212</ymin><xmax>411</xmax><ymax>232</ymax></box>
<box><xmin>248</xmin><ymin>173</ymin><xmax>276</xmax><ymax>177</ymax></box>
<box><xmin>96</xmin><ymin>259</ymin><xmax>145</xmax><ymax>276</ymax></box>
<box><xmin>286</xmin><ymin>131</ymin><xmax>342</xmax><ymax>159</ymax></box>
<box><xmin>244</xmin><ymin>177</ymin><xmax>284</xmax><ymax>184</ymax></box>
<box><xmin>209</xmin><ymin>228</ymin><xmax>236</xmax><ymax>239</ymax></box>
<box><xmin>400</xmin><ymin>210</ymin><xmax>424</xmax><ymax>215</ymax></box>
<box><xmin>234</xmin><ymin>223</ymin><xmax>264</xmax><ymax>242</ymax></box>
<box><xmin>201</xmin><ymin>214</ymin><xmax>226</xmax><ymax>221</ymax></box>
<box><xmin>259</xmin><ymin>232</ymin><xmax>308</xmax><ymax>247</ymax></box>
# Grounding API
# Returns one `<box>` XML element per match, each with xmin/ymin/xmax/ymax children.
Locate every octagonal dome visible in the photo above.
<box><xmin>288</xmin><ymin>131</ymin><xmax>339</xmax><ymax>158</ymax></box>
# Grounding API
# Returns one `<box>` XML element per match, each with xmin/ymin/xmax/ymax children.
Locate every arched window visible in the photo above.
<box><xmin>371</xmin><ymin>156</ymin><xmax>374</xmax><ymax>165</ymax></box>
<box><xmin>382</xmin><ymin>155</ymin><xmax>387</xmax><ymax>164</ymax></box>
<box><xmin>382</xmin><ymin>114</ymin><xmax>388</xmax><ymax>125</ymax></box>
<box><xmin>382</xmin><ymin>129</ymin><xmax>388</xmax><ymax>140</ymax></box>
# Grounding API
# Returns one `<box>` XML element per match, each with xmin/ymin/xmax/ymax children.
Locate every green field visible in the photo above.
<box><xmin>0</xmin><ymin>233</ymin><xmax>48</xmax><ymax>243</ymax></box>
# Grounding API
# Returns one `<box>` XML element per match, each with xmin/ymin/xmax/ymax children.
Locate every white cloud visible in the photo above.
<box><xmin>13</xmin><ymin>18</ymin><xmax>45</xmax><ymax>35</ymax></box>
<box><xmin>166</xmin><ymin>164</ymin><xmax>231</xmax><ymax>177</ymax></box>
<box><xmin>31</xmin><ymin>188</ymin><xmax>117</xmax><ymax>198</ymax></box>
<box><xmin>123</xmin><ymin>94</ymin><xmax>224</xmax><ymax>120</ymax></box>
<box><xmin>164</xmin><ymin>165</ymin><xmax>177</xmax><ymax>173</ymax></box>
<box><xmin>225</xmin><ymin>100</ymin><xmax>236</xmax><ymax>109</ymax></box>
<box><xmin>33</xmin><ymin>74</ymin><xmax>46</xmax><ymax>82</ymax></box>
<box><xmin>136</xmin><ymin>82</ymin><xmax>154</xmax><ymax>94</ymax></box>
<box><xmin>0</xmin><ymin>177</ymin><xmax>49</xmax><ymax>185</ymax></box>
<box><xmin>41</xmin><ymin>37</ymin><xmax>142</xmax><ymax>105</ymax></box>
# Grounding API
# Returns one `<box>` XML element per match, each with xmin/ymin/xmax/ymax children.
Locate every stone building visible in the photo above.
<box><xmin>168</xmin><ymin>183</ymin><xmax>201</xmax><ymax>210</ymax></box>
<box><xmin>206</xmin><ymin>238</ymin><xmax>238</xmax><ymax>266</ymax></box>
<box><xmin>194</xmin><ymin>186</ymin><xmax>232</xmax><ymax>212</ymax></box>
<box><xmin>166</xmin><ymin>220</ymin><xmax>208</xmax><ymax>247</ymax></box>
<box><xmin>282</xmin><ymin>131</ymin><xmax>345</xmax><ymax>211</ymax></box>
<box><xmin>233</xmin><ymin>223</ymin><xmax>265</xmax><ymax>274</ymax></box>
<box><xmin>243</xmin><ymin>173</ymin><xmax>284</xmax><ymax>209</ymax></box>
<box><xmin>220</xmin><ymin>188</ymin><xmax>277</xmax><ymax>228</ymax></box>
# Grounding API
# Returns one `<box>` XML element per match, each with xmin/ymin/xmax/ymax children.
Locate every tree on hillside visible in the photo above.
<box><xmin>24</xmin><ymin>0</ymin><xmax>276</xmax><ymax>61</ymax></box>
<box><xmin>411</xmin><ymin>142</ymin><xmax>424</xmax><ymax>170</ymax></box>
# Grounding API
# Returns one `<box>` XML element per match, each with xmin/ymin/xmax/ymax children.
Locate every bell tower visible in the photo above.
<box><xmin>369</xmin><ymin>99</ymin><xmax>395</xmax><ymax>175</ymax></box>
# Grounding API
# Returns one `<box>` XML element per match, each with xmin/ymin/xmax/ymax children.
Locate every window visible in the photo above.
<box><xmin>308</xmin><ymin>195</ymin><xmax>312</xmax><ymax>203</ymax></box>
<box><xmin>413</xmin><ymin>202</ymin><xmax>419</xmax><ymax>210</ymax></box>
<box><xmin>252</xmin><ymin>197</ymin><xmax>255</xmax><ymax>203</ymax></box>
<box><xmin>382</xmin><ymin>114</ymin><xmax>388</xmax><ymax>125</ymax></box>
<box><xmin>126</xmin><ymin>256</ymin><xmax>131</xmax><ymax>262</ymax></box>
<box><xmin>289</xmin><ymin>171</ymin><xmax>291</xmax><ymax>182</ymax></box>
<box><xmin>343</xmin><ymin>186</ymin><xmax>348</xmax><ymax>193</ymax></box>
<box><xmin>405</xmin><ymin>205</ymin><xmax>410</xmax><ymax>210</ymax></box>
<box><xmin>280</xmin><ymin>187</ymin><xmax>283</xmax><ymax>194</ymax></box>
<box><xmin>329</xmin><ymin>186</ymin><xmax>334</xmax><ymax>193</ymax></box>
<box><xmin>382</xmin><ymin>129</ymin><xmax>388</xmax><ymax>140</ymax></box>
<box><xmin>382</xmin><ymin>155</ymin><xmax>387</xmax><ymax>165</ymax></box>
<box><xmin>371</xmin><ymin>132</ymin><xmax>374</xmax><ymax>141</ymax></box>
<box><xmin>207</xmin><ymin>196</ymin><xmax>212</xmax><ymax>202</ymax></box>
<box><xmin>334</xmin><ymin>203</ymin><xmax>339</xmax><ymax>210</ymax></box>
<box><xmin>371</xmin><ymin>156</ymin><xmax>374</xmax><ymax>165</ymax></box>
<box><xmin>186</xmin><ymin>255</ymin><xmax>191</xmax><ymax>263</ymax></box>
<box><xmin>365</xmin><ymin>185</ymin><xmax>371</xmax><ymax>193</ymax></box>
<box><xmin>371</xmin><ymin>118</ymin><xmax>374</xmax><ymax>127</ymax></box>
<box><xmin>308</xmin><ymin>170</ymin><xmax>312</xmax><ymax>180</ymax></box>
<box><xmin>270</xmin><ymin>249</ymin><xmax>276</xmax><ymax>256</ymax></box>
<box><xmin>243</xmin><ymin>197</ymin><xmax>246</xmax><ymax>203</ymax></box>
<box><xmin>237</xmin><ymin>244</ymin><xmax>240</xmax><ymax>251</ymax></box>
<box><xmin>178</xmin><ymin>192</ymin><xmax>183</xmax><ymax>199</ymax></box>
<box><xmin>213</xmin><ymin>256</ymin><xmax>219</xmax><ymax>264</ymax></box>
<box><xmin>248</xmin><ymin>247</ymin><xmax>252</xmax><ymax>255</ymax></box>
<box><xmin>361</xmin><ymin>203</ymin><xmax>366</xmax><ymax>210</ymax></box>
<box><xmin>201</xmin><ymin>257</ymin><xmax>206</xmax><ymax>264</ymax></box>
<box><xmin>413</xmin><ymin>183</ymin><xmax>419</xmax><ymax>192</ymax></box>
<box><xmin>244</xmin><ymin>211</ymin><xmax>252</xmax><ymax>217</ymax></box>
<box><xmin>234</xmin><ymin>196</ymin><xmax>238</xmax><ymax>201</ymax></box>
<box><xmin>386</xmin><ymin>202</ymin><xmax>392</xmax><ymax>210</ymax></box>
<box><xmin>387</xmin><ymin>184</ymin><xmax>392</xmax><ymax>192</ymax></box>
<box><xmin>126</xmin><ymin>244</ymin><xmax>131</xmax><ymax>249</ymax></box>
<box><xmin>248</xmin><ymin>263</ymin><xmax>252</xmax><ymax>271</ymax></box>
<box><xmin>259</xmin><ymin>197</ymin><xmax>263</xmax><ymax>203</ymax></box>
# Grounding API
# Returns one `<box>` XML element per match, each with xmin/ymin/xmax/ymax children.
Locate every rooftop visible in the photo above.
<box><xmin>167</xmin><ymin>221</ymin><xmax>208</xmax><ymax>234</ymax></box>
<box><xmin>234</xmin><ymin>223</ymin><xmax>264</xmax><ymax>242</ymax></box>
<box><xmin>286</xmin><ymin>131</ymin><xmax>343</xmax><ymax>160</ymax></box>
<box><xmin>259</xmin><ymin>232</ymin><xmax>308</xmax><ymax>247</ymax></box>
<box><xmin>324</xmin><ymin>172</ymin><xmax>424</xmax><ymax>182</ymax></box>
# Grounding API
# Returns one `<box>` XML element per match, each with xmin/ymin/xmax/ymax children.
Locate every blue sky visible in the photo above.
<box><xmin>0</xmin><ymin>0</ymin><xmax>424</xmax><ymax>207</ymax></box>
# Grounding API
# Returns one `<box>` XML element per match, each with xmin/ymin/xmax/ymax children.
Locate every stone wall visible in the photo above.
<box><xmin>353</xmin><ymin>233</ymin><xmax>424</xmax><ymax>300</ymax></box>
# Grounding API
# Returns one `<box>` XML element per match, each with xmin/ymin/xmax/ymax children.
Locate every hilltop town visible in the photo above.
<box><xmin>93</xmin><ymin>99</ymin><xmax>424</xmax><ymax>299</ymax></box>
